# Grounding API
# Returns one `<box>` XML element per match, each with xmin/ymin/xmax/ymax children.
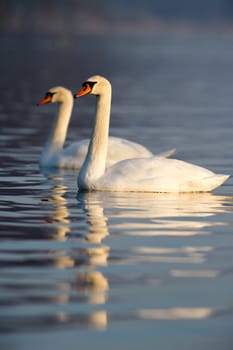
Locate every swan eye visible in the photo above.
<box><xmin>82</xmin><ymin>81</ymin><xmax>96</xmax><ymax>91</ymax></box>
<box><xmin>46</xmin><ymin>92</ymin><xmax>55</xmax><ymax>98</ymax></box>
<box><xmin>88</xmin><ymin>81</ymin><xmax>97</xmax><ymax>89</ymax></box>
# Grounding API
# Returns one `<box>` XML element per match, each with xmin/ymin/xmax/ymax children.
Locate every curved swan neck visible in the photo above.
<box><xmin>78</xmin><ymin>85</ymin><xmax>112</xmax><ymax>189</ymax></box>
<box><xmin>40</xmin><ymin>94</ymin><xmax>73</xmax><ymax>164</ymax></box>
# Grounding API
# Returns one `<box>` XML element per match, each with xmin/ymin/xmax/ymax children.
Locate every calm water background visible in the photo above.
<box><xmin>1</xmin><ymin>27</ymin><xmax>233</xmax><ymax>350</ymax></box>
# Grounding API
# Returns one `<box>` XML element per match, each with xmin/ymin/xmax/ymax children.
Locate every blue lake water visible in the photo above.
<box><xmin>1</xmin><ymin>29</ymin><xmax>233</xmax><ymax>349</ymax></box>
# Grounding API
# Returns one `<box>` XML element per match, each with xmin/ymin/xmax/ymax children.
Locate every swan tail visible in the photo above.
<box><xmin>201</xmin><ymin>174</ymin><xmax>230</xmax><ymax>191</ymax></box>
<box><xmin>155</xmin><ymin>148</ymin><xmax>176</xmax><ymax>158</ymax></box>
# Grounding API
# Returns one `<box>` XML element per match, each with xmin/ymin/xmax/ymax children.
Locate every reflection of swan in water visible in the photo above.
<box><xmin>137</xmin><ymin>307</ymin><xmax>215</xmax><ymax>320</ymax></box>
<box><xmin>41</xmin><ymin>173</ymin><xmax>109</xmax><ymax>330</ymax></box>
<box><xmin>76</xmin><ymin>191</ymin><xmax>232</xmax><ymax>328</ymax></box>
<box><xmin>76</xmin><ymin>192</ymin><xmax>110</xmax><ymax>288</ymax></box>
<box><xmin>78</xmin><ymin>191</ymin><xmax>229</xmax><ymax>236</ymax></box>
<box><xmin>45</xmin><ymin>182</ymin><xmax>70</xmax><ymax>241</ymax></box>
<box><xmin>41</xmin><ymin>174</ymin><xmax>75</xmax><ymax>269</ymax></box>
<box><xmin>77</xmin><ymin>191</ymin><xmax>230</xmax><ymax>271</ymax></box>
<box><xmin>77</xmin><ymin>191</ymin><xmax>110</xmax><ymax>244</ymax></box>
<box><xmin>41</xmin><ymin>186</ymin><xmax>230</xmax><ymax>329</ymax></box>
<box><xmin>74</xmin><ymin>192</ymin><xmax>111</xmax><ymax>330</ymax></box>
<box><xmin>77</xmin><ymin>270</ymin><xmax>109</xmax><ymax>305</ymax></box>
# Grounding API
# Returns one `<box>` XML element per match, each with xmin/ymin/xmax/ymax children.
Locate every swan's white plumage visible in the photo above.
<box><xmin>75</xmin><ymin>75</ymin><xmax>229</xmax><ymax>193</ymax></box>
<box><xmin>38</xmin><ymin>86</ymin><xmax>174</xmax><ymax>169</ymax></box>
<box><xmin>40</xmin><ymin>137</ymin><xmax>154</xmax><ymax>169</ymax></box>
<box><xmin>94</xmin><ymin>157</ymin><xmax>229</xmax><ymax>192</ymax></box>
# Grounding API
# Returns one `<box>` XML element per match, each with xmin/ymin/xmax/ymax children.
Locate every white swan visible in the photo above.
<box><xmin>74</xmin><ymin>75</ymin><xmax>229</xmax><ymax>192</ymax></box>
<box><xmin>37</xmin><ymin>86</ymin><xmax>175</xmax><ymax>169</ymax></box>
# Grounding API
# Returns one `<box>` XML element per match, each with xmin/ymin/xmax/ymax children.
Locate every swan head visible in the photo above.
<box><xmin>37</xmin><ymin>86</ymin><xmax>73</xmax><ymax>105</ymax></box>
<box><xmin>74</xmin><ymin>75</ymin><xmax>111</xmax><ymax>98</ymax></box>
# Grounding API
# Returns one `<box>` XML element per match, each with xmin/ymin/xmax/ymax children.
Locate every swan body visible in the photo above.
<box><xmin>74</xmin><ymin>75</ymin><xmax>229</xmax><ymax>193</ymax></box>
<box><xmin>37</xmin><ymin>86</ymin><xmax>175</xmax><ymax>169</ymax></box>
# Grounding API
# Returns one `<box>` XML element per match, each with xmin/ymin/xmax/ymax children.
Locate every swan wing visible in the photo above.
<box><xmin>44</xmin><ymin>137</ymin><xmax>175</xmax><ymax>170</ymax></box>
<box><xmin>154</xmin><ymin>148</ymin><xmax>176</xmax><ymax>158</ymax></box>
<box><xmin>95</xmin><ymin>157</ymin><xmax>229</xmax><ymax>192</ymax></box>
<box><xmin>106</xmin><ymin>136</ymin><xmax>152</xmax><ymax>167</ymax></box>
<box><xmin>54</xmin><ymin>139</ymin><xmax>89</xmax><ymax>169</ymax></box>
<box><xmin>106</xmin><ymin>136</ymin><xmax>175</xmax><ymax>167</ymax></box>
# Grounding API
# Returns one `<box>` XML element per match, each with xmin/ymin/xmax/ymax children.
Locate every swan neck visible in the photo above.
<box><xmin>41</xmin><ymin>96</ymin><xmax>73</xmax><ymax>164</ymax></box>
<box><xmin>78</xmin><ymin>87</ymin><xmax>111</xmax><ymax>189</ymax></box>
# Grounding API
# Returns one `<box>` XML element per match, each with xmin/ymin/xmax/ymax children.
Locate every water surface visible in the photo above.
<box><xmin>1</xmin><ymin>29</ymin><xmax>233</xmax><ymax>350</ymax></box>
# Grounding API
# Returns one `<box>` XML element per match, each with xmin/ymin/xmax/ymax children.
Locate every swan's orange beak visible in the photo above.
<box><xmin>37</xmin><ymin>94</ymin><xmax>53</xmax><ymax>106</ymax></box>
<box><xmin>74</xmin><ymin>83</ymin><xmax>92</xmax><ymax>98</ymax></box>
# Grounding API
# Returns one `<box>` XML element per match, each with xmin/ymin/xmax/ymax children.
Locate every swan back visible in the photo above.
<box><xmin>95</xmin><ymin>157</ymin><xmax>229</xmax><ymax>192</ymax></box>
